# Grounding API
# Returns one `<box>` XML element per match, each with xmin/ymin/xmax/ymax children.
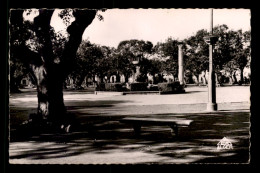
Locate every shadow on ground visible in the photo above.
<box><xmin>9</xmin><ymin>88</ymin><xmax>250</xmax><ymax>163</ymax></box>
<box><xmin>9</xmin><ymin>109</ymin><xmax>250</xmax><ymax>164</ymax></box>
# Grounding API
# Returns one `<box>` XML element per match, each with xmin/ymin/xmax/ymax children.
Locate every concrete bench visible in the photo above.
<box><xmin>120</xmin><ymin>117</ymin><xmax>193</xmax><ymax>137</ymax></box>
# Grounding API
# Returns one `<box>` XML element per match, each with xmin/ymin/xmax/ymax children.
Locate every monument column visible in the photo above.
<box><xmin>178</xmin><ymin>43</ymin><xmax>184</xmax><ymax>85</ymax></box>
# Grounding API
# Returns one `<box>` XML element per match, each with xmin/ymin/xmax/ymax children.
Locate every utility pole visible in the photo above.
<box><xmin>204</xmin><ymin>8</ymin><xmax>218</xmax><ymax>111</ymax></box>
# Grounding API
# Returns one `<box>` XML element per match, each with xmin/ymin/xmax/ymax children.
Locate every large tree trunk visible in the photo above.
<box><xmin>30</xmin><ymin>63</ymin><xmax>66</xmax><ymax>123</ymax></box>
<box><xmin>27</xmin><ymin>9</ymin><xmax>96</xmax><ymax>126</ymax></box>
<box><xmin>30</xmin><ymin>10</ymin><xmax>65</xmax><ymax>124</ymax></box>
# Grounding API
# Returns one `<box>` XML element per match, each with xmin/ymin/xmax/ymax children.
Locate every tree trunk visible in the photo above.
<box><xmin>107</xmin><ymin>74</ymin><xmax>111</xmax><ymax>83</ymax></box>
<box><xmin>75</xmin><ymin>74</ymin><xmax>86</xmax><ymax>89</ymax></box>
<box><xmin>153</xmin><ymin>74</ymin><xmax>157</xmax><ymax>84</ymax></box>
<box><xmin>116</xmin><ymin>73</ymin><xmax>120</xmax><ymax>83</ymax></box>
<box><xmin>92</xmin><ymin>75</ymin><xmax>96</xmax><ymax>87</ymax></box>
<box><xmin>232</xmin><ymin>70</ymin><xmax>238</xmax><ymax>84</ymax></box>
<box><xmin>26</xmin><ymin>9</ymin><xmax>96</xmax><ymax>126</ymax></box>
<box><xmin>10</xmin><ymin>76</ymin><xmax>23</xmax><ymax>93</ymax></box>
<box><xmin>10</xmin><ymin>64</ymin><xmax>23</xmax><ymax>93</ymax></box>
<box><xmin>125</xmin><ymin>73</ymin><xmax>129</xmax><ymax>83</ymax></box>
<box><xmin>29</xmin><ymin>63</ymin><xmax>66</xmax><ymax>124</ymax></box>
<box><xmin>100</xmin><ymin>75</ymin><xmax>104</xmax><ymax>83</ymax></box>
<box><xmin>240</xmin><ymin>68</ymin><xmax>244</xmax><ymax>85</ymax></box>
<box><xmin>86</xmin><ymin>76</ymin><xmax>91</xmax><ymax>86</ymax></box>
<box><xmin>29</xmin><ymin>10</ymin><xmax>65</xmax><ymax>124</ymax></box>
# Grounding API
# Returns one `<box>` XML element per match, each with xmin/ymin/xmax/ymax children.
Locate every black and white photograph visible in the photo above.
<box><xmin>8</xmin><ymin>8</ymin><xmax>251</xmax><ymax>164</ymax></box>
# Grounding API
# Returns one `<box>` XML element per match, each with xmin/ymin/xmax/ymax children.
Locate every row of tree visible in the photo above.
<box><xmin>11</xmin><ymin>25</ymin><xmax>251</xmax><ymax>91</ymax></box>
<box><xmin>66</xmin><ymin>24</ymin><xmax>250</xmax><ymax>88</ymax></box>
<box><xmin>10</xmin><ymin>16</ymin><xmax>251</xmax><ymax>92</ymax></box>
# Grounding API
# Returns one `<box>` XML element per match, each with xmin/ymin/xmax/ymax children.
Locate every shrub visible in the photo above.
<box><xmin>96</xmin><ymin>83</ymin><xmax>123</xmax><ymax>91</ymax></box>
<box><xmin>147</xmin><ymin>84</ymin><xmax>159</xmax><ymax>91</ymax></box>
<box><xmin>129</xmin><ymin>82</ymin><xmax>148</xmax><ymax>91</ymax></box>
<box><xmin>136</xmin><ymin>74</ymin><xmax>148</xmax><ymax>82</ymax></box>
<box><xmin>158</xmin><ymin>82</ymin><xmax>185</xmax><ymax>94</ymax></box>
<box><xmin>105</xmin><ymin>83</ymin><xmax>123</xmax><ymax>91</ymax></box>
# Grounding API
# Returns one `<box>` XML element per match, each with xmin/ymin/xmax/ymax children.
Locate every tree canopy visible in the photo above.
<box><xmin>10</xmin><ymin>9</ymin><xmax>98</xmax><ymax>126</ymax></box>
<box><xmin>11</xmin><ymin>11</ymin><xmax>251</xmax><ymax>93</ymax></box>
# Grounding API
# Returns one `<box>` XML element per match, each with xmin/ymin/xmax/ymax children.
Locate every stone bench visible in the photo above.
<box><xmin>120</xmin><ymin>117</ymin><xmax>193</xmax><ymax>137</ymax></box>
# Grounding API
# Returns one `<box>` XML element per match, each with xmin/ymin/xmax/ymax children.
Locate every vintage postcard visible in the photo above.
<box><xmin>9</xmin><ymin>8</ymin><xmax>251</xmax><ymax>164</ymax></box>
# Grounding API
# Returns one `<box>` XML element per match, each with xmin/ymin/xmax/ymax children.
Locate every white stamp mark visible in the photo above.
<box><xmin>217</xmin><ymin>137</ymin><xmax>233</xmax><ymax>150</ymax></box>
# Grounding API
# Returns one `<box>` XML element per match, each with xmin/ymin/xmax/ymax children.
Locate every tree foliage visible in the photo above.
<box><xmin>183</xmin><ymin>24</ymin><xmax>250</xmax><ymax>85</ymax></box>
<box><xmin>66</xmin><ymin>25</ymin><xmax>251</xmax><ymax>86</ymax></box>
<box><xmin>184</xmin><ymin>29</ymin><xmax>209</xmax><ymax>75</ymax></box>
<box><xmin>10</xmin><ymin>9</ymin><xmax>98</xmax><ymax>125</ymax></box>
<box><xmin>153</xmin><ymin>38</ymin><xmax>181</xmax><ymax>76</ymax></box>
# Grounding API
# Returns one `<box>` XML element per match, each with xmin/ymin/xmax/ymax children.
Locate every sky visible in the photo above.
<box><xmin>46</xmin><ymin>9</ymin><xmax>251</xmax><ymax>48</ymax></box>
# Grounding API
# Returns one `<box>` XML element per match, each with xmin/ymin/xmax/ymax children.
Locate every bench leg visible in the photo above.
<box><xmin>170</xmin><ymin>125</ymin><xmax>178</xmax><ymax>137</ymax></box>
<box><xmin>133</xmin><ymin>124</ymin><xmax>141</xmax><ymax>136</ymax></box>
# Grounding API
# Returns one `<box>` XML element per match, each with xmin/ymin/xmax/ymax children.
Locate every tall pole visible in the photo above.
<box><xmin>210</xmin><ymin>8</ymin><xmax>213</xmax><ymax>35</ymax></box>
<box><xmin>206</xmin><ymin>8</ymin><xmax>218</xmax><ymax>111</ymax></box>
<box><xmin>178</xmin><ymin>43</ymin><xmax>184</xmax><ymax>85</ymax></box>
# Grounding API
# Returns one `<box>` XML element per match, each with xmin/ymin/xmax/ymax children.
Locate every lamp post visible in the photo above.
<box><xmin>204</xmin><ymin>8</ymin><xmax>218</xmax><ymax>111</ymax></box>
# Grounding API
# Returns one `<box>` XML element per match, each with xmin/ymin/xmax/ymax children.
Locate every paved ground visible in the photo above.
<box><xmin>9</xmin><ymin>86</ymin><xmax>250</xmax><ymax>164</ymax></box>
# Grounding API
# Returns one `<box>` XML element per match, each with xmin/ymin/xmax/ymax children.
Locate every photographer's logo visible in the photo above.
<box><xmin>217</xmin><ymin>137</ymin><xmax>233</xmax><ymax>150</ymax></box>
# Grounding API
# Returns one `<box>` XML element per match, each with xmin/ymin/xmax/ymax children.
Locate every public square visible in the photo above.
<box><xmin>8</xmin><ymin>8</ymin><xmax>252</xmax><ymax>165</ymax></box>
<box><xmin>9</xmin><ymin>85</ymin><xmax>250</xmax><ymax>164</ymax></box>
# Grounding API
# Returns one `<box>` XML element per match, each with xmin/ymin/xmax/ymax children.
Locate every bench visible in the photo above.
<box><xmin>120</xmin><ymin>117</ymin><xmax>193</xmax><ymax>137</ymax></box>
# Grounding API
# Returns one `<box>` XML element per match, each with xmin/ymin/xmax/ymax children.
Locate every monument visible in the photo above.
<box><xmin>178</xmin><ymin>42</ymin><xmax>184</xmax><ymax>85</ymax></box>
